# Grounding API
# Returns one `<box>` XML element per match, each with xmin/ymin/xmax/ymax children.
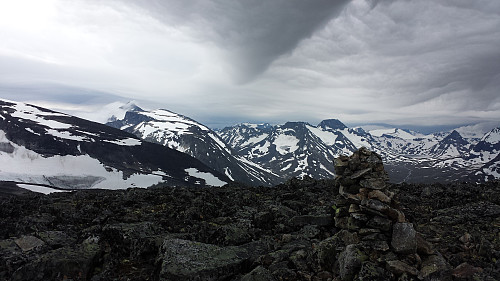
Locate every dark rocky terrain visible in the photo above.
<box><xmin>0</xmin><ymin>152</ymin><xmax>499</xmax><ymax>280</ymax></box>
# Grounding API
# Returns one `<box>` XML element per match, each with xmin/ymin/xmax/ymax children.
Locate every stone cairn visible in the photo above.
<box><xmin>330</xmin><ymin>147</ymin><xmax>450</xmax><ymax>281</ymax></box>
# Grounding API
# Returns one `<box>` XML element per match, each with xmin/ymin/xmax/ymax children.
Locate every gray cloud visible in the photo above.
<box><xmin>122</xmin><ymin>0</ymin><xmax>350</xmax><ymax>83</ymax></box>
<box><xmin>1</xmin><ymin>0</ymin><xmax>499</xmax><ymax>130</ymax></box>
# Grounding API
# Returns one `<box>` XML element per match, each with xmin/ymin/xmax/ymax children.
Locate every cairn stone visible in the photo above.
<box><xmin>332</xmin><ymin>147</ymin><xmax>449</xmax><ymax>280</ymax></box>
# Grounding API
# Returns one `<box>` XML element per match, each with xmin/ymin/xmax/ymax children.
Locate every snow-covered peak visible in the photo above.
<box><xmin>369</xmin><ymin>128</ymin><xmax>425</xmax><ymax>140</ymax></box>
<box><xmin>1</xmin><ymin>99</ymin><xmax>73</xmax><ymax>129</ymax></box>
<box><xmin>240</xmin><ymin>123</ymin><xmax>273</xmax><ymax>129</ymax></box>
<box><xmin>138</xmin><ymin>109</ymin><xmax>210</xmax><ymax>131</ymax></box>
<box><xmin>481</xmin><ymin>127</ymin><xmax>500</xmax><ymax>144</ymax></box>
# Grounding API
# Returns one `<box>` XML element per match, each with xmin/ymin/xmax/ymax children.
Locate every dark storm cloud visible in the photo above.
<box><xmin>123</xmin><ymin>0</ymin><xmax>350</xmax><ymax>83</ymax></box>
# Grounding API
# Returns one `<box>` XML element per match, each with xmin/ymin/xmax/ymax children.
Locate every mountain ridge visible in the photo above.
<box><xmin>0</xmin><ymin>99</ymin><xmax>230</xmax><ymax>189</ymax></box>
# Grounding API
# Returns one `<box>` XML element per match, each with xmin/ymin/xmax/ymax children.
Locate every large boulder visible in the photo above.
<box><xmin>158</xmin><ymin>238</ymin><xmax>250</xmax><ymax>281</ymax></box>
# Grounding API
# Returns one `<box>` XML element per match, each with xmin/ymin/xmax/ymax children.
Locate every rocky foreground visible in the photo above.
<box><xmin>0</xmin><ymin>152</ymin><xmax>499</xmax><ymax>280</ymax></box>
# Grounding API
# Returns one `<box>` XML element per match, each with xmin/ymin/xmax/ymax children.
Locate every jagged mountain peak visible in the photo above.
<box><xmin>120</xmin><ymin>101</ymin><xmax>143</xmax><ymax>112</ymax></box>
<box><xmin>106</xmin><ymin>101</ymin><xmax>144</xmax><ymax>123</ymax></box>
<box><xmin>317</xmin><ymin>119</ymin><xmax>347</xmax><ymax>131</ymax></box>
<box><xmin>282</xmin><ymin>121</ymin><xmax>311</xmax><ymax>128</ymax></box>
<box><xmin>442</xmin><ymin>130</ymin><xmax>468</xmax><ymax>144</ymax></box>
<box><xmin>481</xmin><ymin>127</ymin><xmax>500</xmax><ymax>144</ymax></box>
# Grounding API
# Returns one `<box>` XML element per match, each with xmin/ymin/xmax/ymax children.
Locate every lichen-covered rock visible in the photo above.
<box><xmin>158</xmin><ymin>238</ymin><xmax>249</xmax><ymax>281</ymax></box>
<box><xmin>338</xmin><ymin>244</ymin><xmax>367</xmax><ymax>281</ymax></box>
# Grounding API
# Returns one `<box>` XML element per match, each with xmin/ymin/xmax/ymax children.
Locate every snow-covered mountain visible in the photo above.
<box><xmin>0</xmin><ymin>99</ymin><xmax>229</xmax><ymax>190</ymax></box>
<box><xmin>218</xmin><ymin>120</ymin><xmax>374</xmax><ymax>180</ymax></box>
<box><xmin>469</xmin><ymin>127</ymin><xmax>500</xmax><ymax>181</ymax></box>
<box><xmin>107</xmin><ymin>109</ymin><xmax>282</xmax><ymax>186</ymax></box>
<box><xmin>220</xmin><ymin>120</ymin><xmax>500</xmax><ymax>183</ymax></box>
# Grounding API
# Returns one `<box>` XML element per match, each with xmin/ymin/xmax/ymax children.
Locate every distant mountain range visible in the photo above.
<box><xmin>219</xmin><ymin>121</ymin><xmax>500</xmax><ymax>183</ymax></box>
<box><xmin>0</xmin><ymin>99</ymin><xmax>229</xmax><ymax>190</ymax></box>
<box><xmin>1</xmin><ymin>99</ymin><xmax>499</xmax><ymax>190</ymax></box>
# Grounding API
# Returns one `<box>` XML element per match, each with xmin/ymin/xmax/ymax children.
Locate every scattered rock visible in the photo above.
<box><xmin>452</xmin><ymin>262</ymin><xmax>483</xmax><ymax>279</ymax></box>
<box><xmin>391</xmin><ymin>223</ymin><xmax>417</xmax><ymax>254</ymax></box>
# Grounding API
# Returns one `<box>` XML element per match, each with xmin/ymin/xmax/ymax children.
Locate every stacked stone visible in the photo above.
<box><xmin>331</xmin><ymin>147</ymin><xmax>449</xmax><ymax>280</ymax></box>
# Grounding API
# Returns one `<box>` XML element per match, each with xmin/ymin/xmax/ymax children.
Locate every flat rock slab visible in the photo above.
<box><xmin>14</xmin><ymin>235</ymin><xmax>45</xmax><ymax>252</ymax></box>
<box><xmin>159</xmin><ymin>238</ymin><xmax>249</xmax><ymax>281</ymax></box>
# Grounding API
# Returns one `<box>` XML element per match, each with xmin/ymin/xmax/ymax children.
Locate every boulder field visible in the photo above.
<box><xmin>0</xmin><ymin>148</ymin><xmax>499</xmax><ymax>280</ymax></box>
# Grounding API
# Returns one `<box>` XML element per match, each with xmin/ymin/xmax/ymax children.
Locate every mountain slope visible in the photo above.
<box><xmin>429</xmin><ymin>130</ymin><xmax>470</xmax><ymax>158</ymax></box>
<box><xmin>107</xmin><ymin>109</ymin><xmax>282</xmax><ymax>186</ymax></box>
<box><xmin>219</xmin><ymin>122</ymin><xmax>347</xmax><ymax>180</ymax></box>
<box><xmin>0</xmin><ymin>99</ymin><xmax>229</xmax><ymax>189</ymax></box>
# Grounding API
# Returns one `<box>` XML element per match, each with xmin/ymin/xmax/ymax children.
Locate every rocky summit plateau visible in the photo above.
<box><xmin>1</xmin><ymin>148</ymin><xmax>499</xmax><ymax>281</ymax></box>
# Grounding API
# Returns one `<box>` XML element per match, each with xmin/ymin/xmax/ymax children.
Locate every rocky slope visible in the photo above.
<box><xmin>0</xmin><ymin>150</ymin><xmax>498</xmax><ymax>280</ymax></box>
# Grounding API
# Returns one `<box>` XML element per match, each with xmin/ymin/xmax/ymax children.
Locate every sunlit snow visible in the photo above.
<box><xmin>185</xmin><ymin>168</ymin><xmax>226</xmax><ymax>187</ymax></box>
<box><xmin>273</xmin><ymin>134</ymin><xmax>299</xmax><ymax>155</ymax></box>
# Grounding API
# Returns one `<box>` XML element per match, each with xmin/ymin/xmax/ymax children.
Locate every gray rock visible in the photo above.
<box><xmin>362</xmin><ymin>199</ymin><xmax>405</xmax><ymax>222</ymax></box>
<box><xmin>391</xmin><ymin>223</ymin><xmax>417</xmax><ymax>254</ymax></box>
<box><xmin>386</xmin><ymin>260</ymin><xmax>418</xmax><ymax>276</ymax></box>
<box><xmin>158</xmin><ymin>238</ymin><xmax>249</xmax><ymax>281</ymax></box>
<box><xmin>338</xmin><ymin>244</ymin><xmax>367</xmax><ymax>281</ymax></box>
<box><xmin>37</xmin><ymin>231</ymin><xmax>75</xmax><ymax>248</ymax></box>
<box><xmin>451</xmin><ymin>262</ymin><xmax>483</xmax><ymax>279</ymax></box>
<box><xmin>416</xmin><ymin>233</ymin><xmax>434</xmax><ymax>255</ymax></box>
<box><xmin>299</xmin><ymin>225</ymin><xmax>321</xmax><ymax>239</ymax></box>
<box><xmin>419</xmin><ymin>253</ymin><xmax>451</xmax><ymax>280</ymax></box>
<box><xmin>290</xmin><ymin>215</ymin><xmax>333</xmax><ymax>227</ymax></box>
<box><xmin>367</xmin><ymin>216</ymin><xmax>393</xmax><ymax>232</ymax></box>
<box><xmin>369</xmin><ymin>240</ymin><xmax>390</xmax><ymax>252</ymax></box>
<box><xmin>317</xmin><ymin>231</ymin><xmax>358</xmax><ymax>271</ymax></box>
<box><xmin>367</xmin><ymin>190</ymin><xmax>391</xmax><ymax>204</ymax></box>
<box><xmin>358</xmin><ymin>261</ymin><xmax>391</xmax><ymax>281</ymax></box>
<box><xmin>11</xmin><ymin>241</ymin><xmax>100</xmax><ymax>281</ymax></box>
<box><xmin>14</xmin><ymin>235</ymin><xmax>45</xmax><ymax>252</ymax></box>
<box><xmin>350</xmin><ymin>168</ymin><xmax>372</xmax><ymax>180</ymax></box>
<box><xmin>359</xmin><ymin>178</ymin><xmax>386</xmax><ymax>190</ymax></box>
<box><xmin>241</xmin><ymin>266</ymin><xmax>277</xmax><ymax>281</ymax></box>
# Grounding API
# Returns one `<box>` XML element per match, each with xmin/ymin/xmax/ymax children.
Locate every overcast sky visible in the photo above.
<box><xmin>1</xmin><ymin>0</ymin><xmax>499</xmax><ymax>130</ymax></box>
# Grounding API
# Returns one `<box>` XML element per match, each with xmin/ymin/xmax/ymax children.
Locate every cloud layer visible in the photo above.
<box><xmin>0</xmin><ymin>0</ymin><xmax>499</xmax><ymax>129</ymax></box>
